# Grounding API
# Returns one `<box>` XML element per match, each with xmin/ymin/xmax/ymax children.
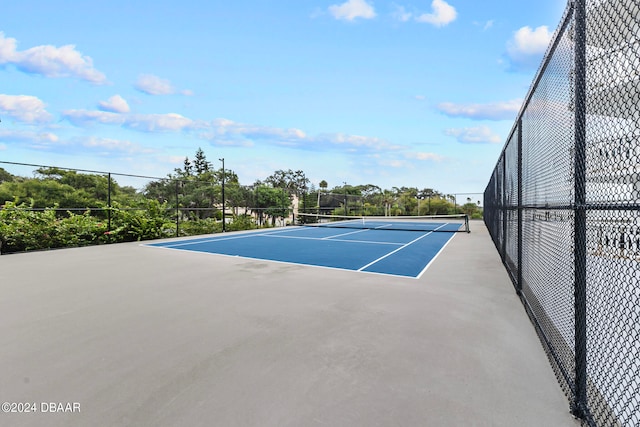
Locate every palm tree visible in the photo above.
<box><xmin>381</xmin><ymin>189</ymin><xmax>396</xmax><ymax>216</ymax></box>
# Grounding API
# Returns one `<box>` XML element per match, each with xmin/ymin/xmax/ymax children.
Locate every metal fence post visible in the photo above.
<box><xmin>219</xmin><ymin>158</ymin><xmax>225</xmax><ymax>232</ymax></box>
<box><xmin>107</xmin><ymin>172</ymin><xmax>112</xmax><ymax>236</ymax></box>
<box><xmin>175</xmin><ymin>180</ymin><xmax>180</xmax><ymax>237</ymax></box>
<box><xmin>517</xmin><ymin>120</ymin><xmax>523</xmax><ymax>295</ymax></box>
<box><xmin>501</xmin><ymin>153</ymin><xmax>507</xmax><ymax>262</ymax></box>
<box><xmin>572</xmin><ymin>0</ymin><xmax>588</xmax><ymax>419</ymax></box>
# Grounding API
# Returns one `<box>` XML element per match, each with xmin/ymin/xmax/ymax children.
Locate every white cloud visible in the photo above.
<box><xmin>79</xmin><ymin>136</ymin><xmax>153</xmax><ymax>155</ymax></box>
<box><xmin>63</xmin><ymin>109</ymin><xmax>125</xmax><ymax>126</ymax></box>
<box><xmin>329</xmin><ymin>0</ymin><xmax>376</xmax><ymax>21</ymax></box>
<box><xmin>437</xmin><ymin>99</ymin><xmax>522</xmax><ymax>120</ymax></box>
<box><xmin>135</xmin><ymin>74</ymin><xmax>173</xmax><ymax>95</ymax></box>
<box><xmin>445</xmin><ymin>126</ymin><xmax>502</xmax><ymax>144</ymax></box>
<box><xmin>0</xmin><ymin>94</ymin><xmax>53</xmax><ymax>123</ymax></box>
<box><xmin>204</xmin><ymin>118</ymin><xmax>307</xmax><ymax>145</ymax></box>
<box><xmin>125</xmin><ymin>113</ymin><xmax>197</xmax><ymax>132</ymax></box>
<box><xmin>63</xmin><ymin>109</ymin><xmax>199</xmax><ymax>132</ymax></box>
<box><xmin>0</xmin><ymin>129</ymin><xmax>59</xmax><ymax>145</ymax></box>
<box><xmin>165</xmin><ymin>155</ymin><xmax>187</xmax><ymax>165</ymax></box>
<box><xmin>134</xmin><ymin>74</ymin><xmax>192</xmax><ymax>96</ymax></box>
<box><xmin>416</xmin><ymin>0</ymin><xmax>457</xmax><ymax>27</ymax></box>
<box><xmin>0</xmin><ymin>33</ymin><xmax>17</xmax><ymax>61</ymax></box>
<box><xmin>392</xmin><ymin>5</ymin><xmax>412</xmax><ymax>22</ymax></box>
<box><xmin>506</xmin><ymin>25</ymin><xmax>552</xmax><ymax>71</ymax></box>
<box><xmin>406</xmin><ymin>152</ymin><xmax>444</xmax><ymax>161</ymax></box>
<box><xmin>509</xmin><ymin>26</ymin><xmax>552</xmax><ymax>55</ymax></box>
<box><xmin>322</xmin><ymin>133</ymin><xmax>403</xmax><ymax>152</ymax></box>
<box><xmin>0</xmin><ymin>32</ymin><xmax>107</xmax><ymax>84</ymax></box>
<box><xmin>62</xmin><ymin>109</ymin><xmax>411</xmax><ymax>160</ymax></box>
<box><xmin>98</xmin><ymin>95</ymin><xmax>130</xmax><ymax>113</ymax></box>
<box><xmin>382</xmin><ymin>159</ymin><xmax>407</xmax><ymax>168</ymax></box>
<box><xmin>203</xmin><ymin>119</ymin><xmax>406</xmax><ymax>154</ymax></box>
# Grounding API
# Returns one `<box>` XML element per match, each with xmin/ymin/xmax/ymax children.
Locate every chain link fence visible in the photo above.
<box><xmin>0</xmin><ymin>161</ymin><xmax>297</xmax><ymax>253</ymax></box>
<box><xmin>484</xmin><ymin>1</ymin><xmax>639</xmax><ymax>425</ymax></box>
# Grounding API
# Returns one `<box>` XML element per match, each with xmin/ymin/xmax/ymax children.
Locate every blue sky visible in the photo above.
<box><xmin>0</xmin><ymin>0</ymin><xmax>567</xmax><ymax>194</ymax></box>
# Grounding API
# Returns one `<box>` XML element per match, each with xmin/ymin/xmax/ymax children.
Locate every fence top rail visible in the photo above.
<box><xmin>0</xmin><ymin>160</ymin><xmax>212</xmax><ymax>184</ymax></box>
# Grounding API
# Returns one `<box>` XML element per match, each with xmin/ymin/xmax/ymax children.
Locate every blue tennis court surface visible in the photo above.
<box><xmin>146</xmin><ymin>225</ymin><xmax>459</xmax><ymax>278</ymax></box>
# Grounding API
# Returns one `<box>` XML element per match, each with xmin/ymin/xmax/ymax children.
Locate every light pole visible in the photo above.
<box><xmin>219</xmin><ymin>158</ymin><xmax>225</xmax><ymax>232</ymax></box>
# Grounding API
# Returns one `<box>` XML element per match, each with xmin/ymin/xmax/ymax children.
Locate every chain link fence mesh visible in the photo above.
<box><xmin>484</xmin><ymin>1</ymin><xmax>640</xmax><ymax>425</ymax></box>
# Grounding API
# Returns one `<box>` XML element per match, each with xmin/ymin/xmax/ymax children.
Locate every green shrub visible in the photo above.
<box><xmin>227</xmin><ymin>214</ymin><xmax>257</xmax><ymax>232</ymax></box>
<box><xmin>0</xmin><ymin>200</ymin><xmax>261</xmax><ymax>254</ymax></box>
<box><xmin>107</xmin><ymin>200</ymin><xmax>174</xmax><ymax>242</ymax></box>
<box><xmin>54</xmin><ymin>211</ymin><xmax>107</xmax><ymax>247</ymax></box>
<box><xmin>178</xmin><ymin>218</ymin><xmax>222</xmax><ymax>236</ymax></box>
<box><xmin>0</xmin><ymin>200</ymin><xmax>55</xmax><ymax>253</ymax></box>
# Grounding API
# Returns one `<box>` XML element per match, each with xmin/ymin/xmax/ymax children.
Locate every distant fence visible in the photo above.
<box><xmin>0</xmin><ymin>160</ymin><xmax>481</xmax><ymax>253</ymax></box>
<box><xmin>484</xmin><ymin>0</ymin><xmax>639</xmax><ymax>426</ymax></box>
<box><xmin>0</xmin><ymin>161</ymin><xmax>296</xmax><ymax>253</ymax></box>
<box><xmin>300</xmin><ymin>192</ymin><xmax>483</xmax><ymax>217</ymax></box>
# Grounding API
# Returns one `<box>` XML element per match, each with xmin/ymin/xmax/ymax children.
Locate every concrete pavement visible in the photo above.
<box><xmin>0</xmin><ymin>221</ymin><xmax>579</xmax><ymax>426</ymax></box>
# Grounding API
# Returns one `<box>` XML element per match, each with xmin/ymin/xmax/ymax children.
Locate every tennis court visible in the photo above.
<box><xmin>146</xmin><ymin>215</ymin><xmax>468</xmax><ymax>278</ymax></box>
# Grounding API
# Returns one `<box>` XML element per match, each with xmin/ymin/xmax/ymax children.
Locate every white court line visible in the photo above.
<box><xmin>146</xmin><ymin>226</ymin><xmax>311</xmax><ymax>248</ymax></box>
<box><xmin>415</xmin><ymin>233</ymin><xmax>457</xmax><ymax>279</ymax></box>
<box><xmin>259</xmin><ymin>233</ymin><xmax>402</xmax><ymax>246</ymax></box>
<box><xmin>357</xmin><ymin>223</ymin><xmax>447</xmax><ymax>271</ymax></box>
<box><xmin>321</xmin><ymin>228</ymin><xmax>370</xmax><ymax>240</ymax></box>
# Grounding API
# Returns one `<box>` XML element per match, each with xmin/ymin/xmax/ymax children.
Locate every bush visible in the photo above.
<box><xmin>106</xmin><ymin>200</ymin><xmax>174</xmax><ymax>242</ymax></box>
<box><xmin>0</xmin><ymin>200</ymin><xmax>260</xmax><ymax>254</ymax></box>
<box><xmin>0</xmin><ymin>201</ymin><xmax>104</xmax><ymax>253</ymax></box>
<box><xmin>53</xmin><ymin>211</ymin><xmax>107</xmax><ymax>248</ymax></box>
<box><xmin>178</xmin><ymin>218</ymin><xmax>222</xmax><ymax>236</ymax></box>
<box><xmin>0</xmin><ymin>200</ymin><xmax>55</xmax><ymax>253</ymax></box>
<box><xmin>227</xmin><ymin>214</ymin><xmax>256</xmax><ymax>231</ymax></box>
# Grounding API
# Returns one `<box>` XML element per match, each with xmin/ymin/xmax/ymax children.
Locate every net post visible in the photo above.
<box><xmin>465</xmin><ymin>214</ymin><xmax>470</xmax><ymax>233</ymax></box>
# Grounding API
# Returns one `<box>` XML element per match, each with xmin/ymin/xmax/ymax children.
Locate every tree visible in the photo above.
<box><xmin>181</xmin><ymin>157</ymin><xmax>193</xmax><ymax>177</ymax></box>
<box><xmin>0</xmin><ymin>168</ymin><xmax>127</xmax><ymax>210</ymax></box>
<box><xmin>254</xmin><ymin>185</ymin><xmax>290</xmax><ymax>226</ymax></box>
<box><xmin>0</xmin><ymin>168</ymin><xmax>14</xmax><ymax>184</ymax></box>
<box><xmin>144</xmin><ymin>148</ymin><xmax>239</xmax><ymax>220</ymax></box>
<box><xmin>265</xmin><ymin>169</ymin><xmax>310</xmax><ymax>197</ymax></box>
<box><xmin>398</xmin><ymin>191</ymin><xmax>418</xmax><ymax>215</ymax></box>
<box><xmin>193</xmin><ymin>147</ymin><xmax>211</xmax><ymax>175</ymax></box>
<box><xmin>462</xmin><ymin>202</ymin><xmax>482</xmax><ymax>219</ymax></box>
<box><xmin>381</xmin><ymin>189</ymin><xmax>396</xmax><ymax>216</ymax></box>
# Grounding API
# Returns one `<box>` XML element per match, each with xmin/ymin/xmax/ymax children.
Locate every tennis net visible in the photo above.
<box><xmin>294</xmin><ymin>213</ymin><xmax>470</xmax><ymax>233</ymax></box>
